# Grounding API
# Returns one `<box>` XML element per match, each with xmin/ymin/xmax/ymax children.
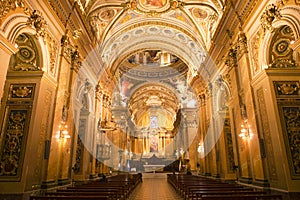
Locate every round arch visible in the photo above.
<box><xmin>99</xmin><ymin>23</ymin><xmax>209</xmax><ymax>80</ymax></box>
<box><xmin>1</xmin><ymin>13</ymin><xmax>52</xmax><ymax>73</ymax></box>
<box><xmin>260</xmin><ymin>5</ymin><xmax>300</xmax><ymax>68</ymax></box>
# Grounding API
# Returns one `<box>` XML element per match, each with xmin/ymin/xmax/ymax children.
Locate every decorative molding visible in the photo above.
<box><xmin>249</xmin><ymin>29</ymin><xmax>263</xmax><ymax>75</ymax></box>
<box><xmin>0</xmin><ymin>0</ymin><xmax>24</xmax><ymax>24</ymax></box>
<box><xmin>33</xmin><ymin>89</ymin><xmax>53</xmax><ymax>184</ymax></box>
<box><xmin>70</xmin><ymin>46</ymin><xmax>82</xmax><ymax>73</ymax></box>
<box><xmin>0</xmin><ymin>109</ymin><xmax>30</xmax><ymax>180</ymax></box>
<box><xmin>257</xmin><ymin>88</ymin><xmax>278</xmax><ymax>181</ymax></box>
<box><xmin>260</xmin><ymin>3</ymin><xmax>281</xmax><ymax>32</ymax></box>
<box><xmin>10</xmin><ymin>85</ymin><xmax>34</xmax><ymax>99</ymax></box>
<box><xmin>269</xmin><ymin>25</ymin><xmax>296</xmax><ymax>68</ymax></box>
<box><xmin>274</xmin><ymin>81</ymin><xmax>300</xmax><ymax>97</ymax></box>
<box><xmin>122</xmin><ymin>0</ymin><xmax>184</xmax><ymax>16</ymax></box>
<box><xmin>27</xmin><ymin>10</ymin><xmax>48</xmax><ymax>38</ymax></box>
<box><xmin>0</xmin><ymin>83</ymin><xmax>35</xmax><ymax>181</ymax></box>
<box><xmin>74</xmin><ymin>119</ymin><xmax>86</xmax><ymax>174</ymax></box>
<box><xmin>237</xmin><ymin>31</ymin><xmax>248</xmax><ymax>55</ymax></box>
<box><xmin>279</xmin><ymin>104</ymin><xmax>300</xmax><ymax>179</ymax></box>
<box><xmin>10</xmin><ymin>33</ymin><xmax>41</xmax><ymax>71</ymax></box>
<box><xmin>45</xmin><ymin>34</ymin><xmax>59</xmax><ymax>75</ymax></box>
<box><xmin>225</xmin><ymin>45</ymin><xmax>237</xmax><ymax>69</ymax></box>
<box><xmin>224</xmin><ymin>117</ymin><xmax>235</xmax><ymax>173</ymax></box>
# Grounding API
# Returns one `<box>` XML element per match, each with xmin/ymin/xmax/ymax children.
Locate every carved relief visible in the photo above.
<box><xmin>27</xmin><ymin>10</ymin><xmax>47</xmax><ymax>38</ymax></box>
<box><xmin>0</xmin><ymin>109</ymin><xmax>30</xmax><ymax>180</ymax></box>
<box><xmin>0</xmin><ymin>0</ymin><xmax>24</xmax><ymax>23</ymax></box>
<box><xmin>74</xmin><ymin>119</ymin><xmax>86</xmax><ymax>174</ymax></box>
<box><xmin>70</xmin><ymin>47</ymin><xmax>82</xmax><ymax>72</ymax></box>
<box><xmin>237</xmin><ymin>31</ymin><xmax>248</xmax><ymax>55</ymax></box>
<box><xmin>46</xmin><ymin>34</ymin><xmax>58</xmax><ymax>74</ymax></box>
<box><xmin>274</xmin><ymin>81</ymin><xmax>300</xmax><ymax>97</ymax></box>
<box><xmin>9</xmin><ymin>85</ymin><xmax>34</xmax><ymax>99</ymax></box>
<box><xmin>257</xmin><ymin>88</ymin><xmax>278</xmax><ymax>180</ymax></box>
<box><xmin>224</xmin><ymin>118</ymin><xmax>235</xmax><ymax>173</ymax></box>
<box><xmin>33</xmin><ymin>90</ymin><xmax>52</xmax><ymax>183</ymax></box>
<box><xmin>88</xmin><ymin>8</ymin><xmax>119</xmax><ymax>41</ymax></box>
<box><xmin>260</xmin><ymin>4</ymin><xmax>281</xmax><ymax>32</ymax></box>
<box><xmin>0</xmin><ymin>83</ymin><xmax>35</xmax><ymax>180</ymax></box>
<box><xmin>10</xmin><ymin>33</ymin><xmax>40</xmax><ymax>71</ymax></box>
<box><xmin>269</xmin><ymin>25</ymin><xmax>296</xmax><ymax>68</ymax></box>
<box><xmin>250</xmin><ymin>29</ymin><xmax>263</xmax><ymax>74</ymax></box>
<box><xmin>280</xmin><ymin>106</ymin><xmax>300</xmax><ymax>178</ymax></box>
<box><xmin>225</xmin><ymin>46</ymin><xmax>237</xmax><ymax>68</ymax></box>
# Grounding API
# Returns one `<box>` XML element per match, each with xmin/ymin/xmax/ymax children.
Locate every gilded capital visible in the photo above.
<box><xmin>225</xmin><ymin>46</ymin><xmax>237</xmax><ymax>68</ymax></box>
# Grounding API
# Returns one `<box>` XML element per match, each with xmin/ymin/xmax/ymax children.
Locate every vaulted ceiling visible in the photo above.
<box><xmin>75</xmin><ymin>0</ymin><xmax>225</xmax><ymax>128</ymax></box>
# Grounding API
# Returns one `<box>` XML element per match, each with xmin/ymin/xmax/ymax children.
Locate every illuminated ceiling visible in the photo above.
<box><xmin>78</xmin><ymin>0</ymin><xmax>224</xmax><ymax>128</ymax></box>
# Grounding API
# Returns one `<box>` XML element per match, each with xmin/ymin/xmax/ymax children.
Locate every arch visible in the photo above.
<box><xmin>2</xmin><ymin>13</ymin><xmax>52</xmax><ymax>73</ymax></box>
<box><xmin>214</xmin><ymin>78</ymin><xmax>232</xmax><ymax>112</ymax></box>
<box><xmin>260</xmin><ymin>5</ymin><xmax>300</xmax><ymax>68</ymax></box>
<box><xmin>74</xmin><ymin>80</ymin><xmax>95</xmax><ymax>114</ymax></box>
<box><xmin>99</xmin><ymin>23</ymin><xmax>209</xmax><ymax>80</ymax></box>
<box><xmin>9</xmin><ymin>32</ymin><xmax>44</xmax><ymax>71</ymax></box>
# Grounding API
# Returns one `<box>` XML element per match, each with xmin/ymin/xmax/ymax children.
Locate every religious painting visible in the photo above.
<box><xmin>120</xmin><ymin>78</ymin><xmax>133</xmax><ymax>98</ymax></box>
<box><xmin>150</xmin><ymin>116</ymin><xmax>158</xmax><ymax>128</ymax></box>
<box><xmin>99</xmin><ymin>9</ymin><xmax>115</xmax><ymax>21</ymax></box>
<box><xmin>150</xmin><ymin>136</ymin><xmax>158</xmax><ymax>152</ymax></box>
<box><xmin>192</xmin><ymin>8</ymin><xmax>208</xmax><ymax>19</ymax></box>
<box><xmin>141</xmin><ymin>0</ymin><xmax>166</xmax><ymax>8</ymax></box>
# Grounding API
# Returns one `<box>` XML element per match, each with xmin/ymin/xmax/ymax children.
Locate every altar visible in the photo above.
<box><xmin>142</xmin><ymin>154</ymin><xmax>165</xmax><ymax>172</ymax></box>
<box><xmin>143</xmin><ymin>164</ymin><xmax>165</xmax><ymax>173</ymax></box>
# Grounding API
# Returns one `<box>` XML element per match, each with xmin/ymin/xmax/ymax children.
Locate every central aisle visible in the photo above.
<box><xmin>128</xmin><ymin>173</ymin><xmax>183</xmax><ymax>200</ymax></box>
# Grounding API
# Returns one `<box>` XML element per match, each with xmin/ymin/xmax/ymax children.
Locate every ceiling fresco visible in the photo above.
<box><xmin>74</xmin><ymin>0</ymin><xmax>222</xmax><ymax>128</ymax></box>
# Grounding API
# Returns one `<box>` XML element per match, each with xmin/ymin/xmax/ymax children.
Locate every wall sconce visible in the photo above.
<box><xmin>179</xmin><ymin>148</ymin><xmax>184</xmax><ymax>156</ymax></box>
<box><xmin>197</xmin><ymin>143</ymin><xmax>204</xmax><ymax>153</ymax></box>
<box><xmin>239</xmin><ymin>122</ymin><xmax>253</xmax><ymax>140</ymax></box>
<box><xmin>56</xmin><ymin>123</ymin><xmax>70</xmax><ymax>139</ymax></box>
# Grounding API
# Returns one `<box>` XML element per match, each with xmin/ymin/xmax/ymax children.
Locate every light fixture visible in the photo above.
<box><xmin>56</xmin><ymin>122</ymin><xmax>70</xmax><ymax>139</ymax></box>
<box><xmin>197</xmin><ymin>143</ymin><xmax>204</xmax><ymax>153</ymax></box>
<box><xmin>239</xmin><ymin>122</ymin><xmax>253</xmax><ymax>140</ymax></box>
<box><xmin>179</xmin><ymin>148</ymin><xmax>184</xmax><ymax>155</ymax></box>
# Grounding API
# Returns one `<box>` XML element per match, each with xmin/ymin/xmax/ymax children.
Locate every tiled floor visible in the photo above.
<box><xmin>128</xmin><ymin>173</ymin><xmax>183</xmax><ymax>200</ymax></box>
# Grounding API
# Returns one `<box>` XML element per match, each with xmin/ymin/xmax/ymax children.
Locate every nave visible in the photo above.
<box><xmin>0</xmin><ymin>0</ymin><xmax>300</xmax><ymax>199</ymax></box>
<box><xmin>128</xmin><ymin>173</ymin><xmax>182</xmax><ymax>200</ymax></box>
<box><xmin>29</xmin><ymin>172</ymin><xmax>284</xmax><ymax>200</ymax></box>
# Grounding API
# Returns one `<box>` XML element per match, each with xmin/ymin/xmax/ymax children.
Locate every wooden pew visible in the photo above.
<box><xmin>30</xmin><ymin>196</ymin><xmax>110</xmax><ymax>200</ymax></box>
<box><xmin>30</xmin><ymin>173</ymin><xmax>142</xmax><ymax>200</ymax></box>
<box><xmin>167</xmin><ymin>174</ymin><xmax>282</xmax><ymax>200</ymax></box>
<box><xmin>200</xmin><ymin>194</ymin><xmax>282</xmax><ymax>200</ymax></box>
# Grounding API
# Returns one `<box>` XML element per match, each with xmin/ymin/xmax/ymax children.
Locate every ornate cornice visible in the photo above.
<box><xmin>0</xmin><ymin>0</ymin><xmax>24</xmax><ymax>23</ymax></box>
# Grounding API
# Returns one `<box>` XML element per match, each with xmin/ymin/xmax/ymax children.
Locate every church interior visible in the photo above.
<box><xmin>0</xmin><ymin>0</ymin><xmax>300</xmax><ymax>199</ymax></box>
